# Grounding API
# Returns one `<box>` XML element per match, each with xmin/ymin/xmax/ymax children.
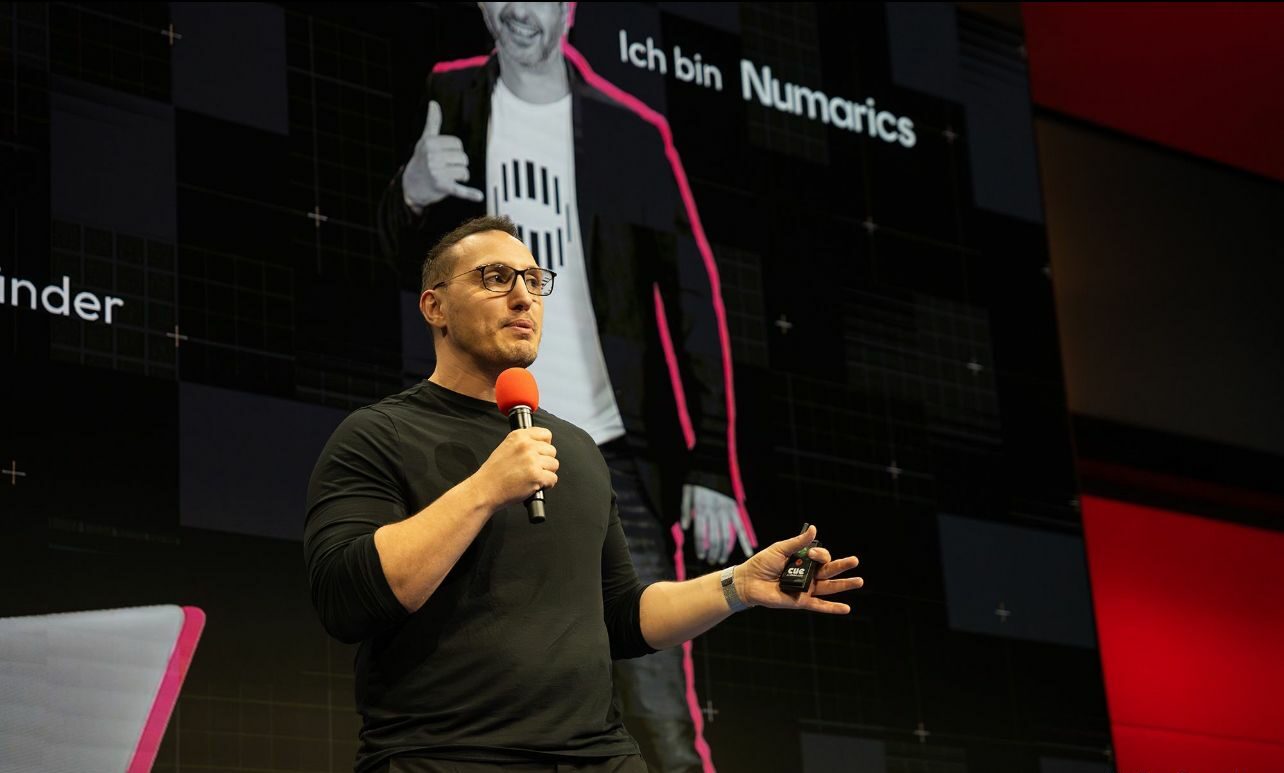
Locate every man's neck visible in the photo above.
<box><xmin>428</xmin><ymin>366</ymin><xmax>497</xmax><ymax>403</ymax></box>
<box><xmin>497</xmin><ymin>52</ymin><xmax>570</xmax><ymax>104</ymax></box>
<box><xmin>428</xmin><ymin>349</ymin><xmax>502</xmax><ymax>403</ymax></box>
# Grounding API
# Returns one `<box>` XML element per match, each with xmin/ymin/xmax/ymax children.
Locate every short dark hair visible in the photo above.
<box><xmin>421</xmin><ymin>215</ymin><xmax>520</xmax><ymax>293</ymax></box>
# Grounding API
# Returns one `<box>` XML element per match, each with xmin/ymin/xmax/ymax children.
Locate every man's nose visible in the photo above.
<box><xmin>505</xmin><ymin>4</ymin><xmax>532</xmax><ymax>22</ymax></box>
<box><xmin>507</xmin><ymin>277</ymin><xmax>534</xmax><ymax>308</ymax></box>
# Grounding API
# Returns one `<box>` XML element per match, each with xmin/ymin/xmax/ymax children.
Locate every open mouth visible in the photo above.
<box><xmin>503</xmin><ymin>17</ymin><xmax>541</xmax><ymax>45</ymax></box>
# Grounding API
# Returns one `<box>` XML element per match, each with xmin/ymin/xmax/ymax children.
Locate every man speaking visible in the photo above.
<box><xmin>305</xmin><ymin>216</ymin><xmax>863</xmax><ymax>773</ymax></box>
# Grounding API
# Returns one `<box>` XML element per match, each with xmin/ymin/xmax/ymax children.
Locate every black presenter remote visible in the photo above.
<box><xmin>778</xmin><ymin>523</ymin><xmax>822</xmax><ymax>593</ymax></box>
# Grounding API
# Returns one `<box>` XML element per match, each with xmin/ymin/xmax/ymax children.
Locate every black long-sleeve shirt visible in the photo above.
<box><xmin>304</xmin><ymin>380</ymin><xmax>653</xmax><ymax>770</ymax></box>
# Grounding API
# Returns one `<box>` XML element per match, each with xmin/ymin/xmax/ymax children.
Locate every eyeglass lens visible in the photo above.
<box><xmin>481</xmin><ymin>265</ymin><xmax>554</xmax><ymax>295</ymax></box>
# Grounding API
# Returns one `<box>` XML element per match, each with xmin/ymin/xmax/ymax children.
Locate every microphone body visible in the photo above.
<box><xmin>507</xmin><ymin>404</ymin><xmax>546</xmax><ymax>524</ymax></box>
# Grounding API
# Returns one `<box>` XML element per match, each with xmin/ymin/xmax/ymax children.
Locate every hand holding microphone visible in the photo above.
<box><xmin>490</xmin><ymin>368</ymin><xmax>554</xmax><ymax>523</ymax></box>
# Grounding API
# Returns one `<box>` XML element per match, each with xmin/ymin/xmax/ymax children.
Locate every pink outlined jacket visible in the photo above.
<box><xmin>378</xmin><ymin>52</ymin><xmax>754</xmax><ymax>547</ymax></box>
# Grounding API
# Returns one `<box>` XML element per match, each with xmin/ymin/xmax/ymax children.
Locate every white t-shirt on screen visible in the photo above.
<box><xmin>486</xmin><ymin>78</ymin><xmax>626</xmax><ymax>445</ymax></box>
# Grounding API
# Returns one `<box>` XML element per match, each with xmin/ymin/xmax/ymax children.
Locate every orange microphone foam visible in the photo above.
<box><xmin>495</xmin><ymin>367</ymin><xmax>539</xmax><ymax>414</ymax></box>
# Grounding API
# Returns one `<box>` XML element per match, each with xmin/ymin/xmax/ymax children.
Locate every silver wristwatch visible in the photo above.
<box><xmin>720</xmin><ymin>565</ymin><xmax>749</xmax><ymax>613</ymax></box>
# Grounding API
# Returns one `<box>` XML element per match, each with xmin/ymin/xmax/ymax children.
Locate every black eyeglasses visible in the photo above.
<box><xmin>432</xmin><ymin>263</ymin><xmax>557</xmax><ymax>296</ymax></box>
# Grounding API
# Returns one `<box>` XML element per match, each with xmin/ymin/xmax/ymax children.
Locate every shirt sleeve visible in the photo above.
<box><xmin>601</xmin><ymin>490</ymin><xmax>657</xmax><ymax>660</ymax></box>
<box><xmin>303</xmin><ymin>407</ymin><xmax>410</xmax><ymax>644</ymax></box>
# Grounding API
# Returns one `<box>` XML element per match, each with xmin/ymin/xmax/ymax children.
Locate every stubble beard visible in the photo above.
<box><xmin>452</xmin><ymin>321</ymin><xmax>538</xmax><ymax>373</ymax></box>
<box><xmin>499</xmin><ymin>337</ymin><xmax>538</xmax><ymax>369</ymax></box>
<box><xmin>493</xmin><ymin>10</ymin><xmax>561</xmax><ymax>71</ymax></box>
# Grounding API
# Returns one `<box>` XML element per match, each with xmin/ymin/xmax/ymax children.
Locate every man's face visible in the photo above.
<box><xmin>432</xmin><ymin>230</ymin><xmax>543</xmax><ymax>372</ymax></box>
<box><xmin>480</xmin><ymin>3</ymin><xmax>566</xmax><ymax>69</ymax></box>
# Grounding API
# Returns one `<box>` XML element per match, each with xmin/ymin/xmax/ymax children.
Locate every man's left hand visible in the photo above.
<box><xmin>681</xmin><ymin>484</ymin><xmax>754</xmax><ymax>564</ymax></box>
<box><xmin>734</xmin><ymin>525</ymin><xmax>863</xmax><ymax>615</ymax></box>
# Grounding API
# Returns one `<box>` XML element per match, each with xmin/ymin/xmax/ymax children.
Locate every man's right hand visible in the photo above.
<box><xmin>401</xmin><ymin>99</ymin><xmax>485</xmax><ymax>213</ymax></box>
<box><xmin>371</xmin><ymin>427</ymin><xmax>557</xmax><ymax>615</ymax></box>
<box><xmin>472</xmin><ymin>427</ymin><xmax>559</xmax><ymax>511</ymax></box>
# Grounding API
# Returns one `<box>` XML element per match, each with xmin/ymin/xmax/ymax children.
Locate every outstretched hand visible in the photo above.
<box><xmin>735</xmin><ymin>525</ymin><xmax>863</xmax><ymax>615</ymax></box>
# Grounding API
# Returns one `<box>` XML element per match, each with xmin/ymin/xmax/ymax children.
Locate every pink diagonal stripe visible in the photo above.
<box><xmin>671</xmin><ymin>522</ymin><xmax>717</xmax><ymax>773</ymax></box>
<box><xmin>431</xmin><ymin>54</ymin><xmax>491</xmax><ymax>74</ymax></box>
<box><xmin>653</xmin><ymin>284</ymin><xmax>697</xmax><ymax>449</ymax></box>
<box><xmin>127</xmin><ymin>606</ymin><xmax>206</xmax><ymax>773</ymax></box>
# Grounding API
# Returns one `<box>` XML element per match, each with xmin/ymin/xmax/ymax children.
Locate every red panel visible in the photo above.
<box><xmin>1113</xmin><ymin>725</ymin><xmax>1284</xmax><ymax>773</ymax></box>
<box><xmin>1023</xmin><ymin>3</ymin><xmax>1284</xmax><ymax>182</ymax></box>
<box><xmin>1081</xmin><ymin>496</ymin><xmax>1284</xmax><ymax>770</ymax></box>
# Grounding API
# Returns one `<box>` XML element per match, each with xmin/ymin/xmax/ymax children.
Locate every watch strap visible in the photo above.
<box><xmin>720</xmin><ymin>565</ymin><xmax>749</xmax><ymax>613</ymax></box>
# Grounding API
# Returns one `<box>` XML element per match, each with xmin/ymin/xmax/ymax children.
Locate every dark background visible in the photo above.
<box><xmin>4</xmin><ymin>3</ymin><xmax>1281</xmax><ymax>773</ymax></box>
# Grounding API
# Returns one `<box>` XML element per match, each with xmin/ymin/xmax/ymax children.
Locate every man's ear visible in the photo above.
<box><xmin>421</xmin><ymin>288</ymin><xmax>447</xmax><ymax>333</ymax></box>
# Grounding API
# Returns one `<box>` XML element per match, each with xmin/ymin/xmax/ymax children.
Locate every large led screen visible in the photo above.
<box><xmin>1</xmin><ymin>4</ymin><xmax>1106</xmax><ymax>771</ymax></box>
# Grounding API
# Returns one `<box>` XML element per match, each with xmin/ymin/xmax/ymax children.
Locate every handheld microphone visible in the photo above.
<box><xmin>495</xmin><ymin>367</ymin><xmax>545</xmax><ymax>524</ymax></box>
